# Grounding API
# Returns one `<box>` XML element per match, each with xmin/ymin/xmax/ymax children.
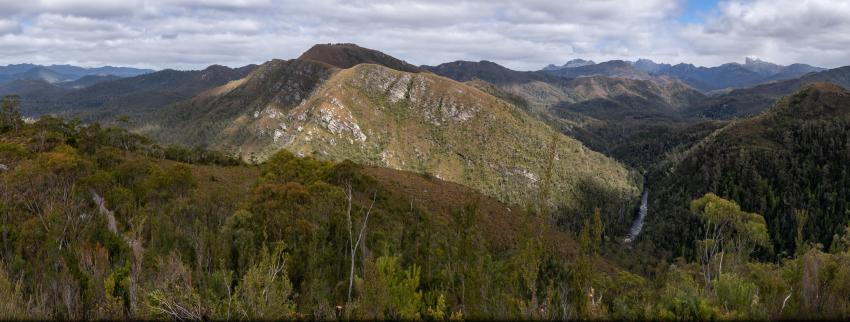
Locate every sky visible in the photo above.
<box><xmin>0</xmin><ymin>0</ymin><xmax>848</xmax><ymax>71</ymax></box>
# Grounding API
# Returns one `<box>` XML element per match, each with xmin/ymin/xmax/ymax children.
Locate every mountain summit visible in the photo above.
<box><xmin>298</xmin><ymin>43</ymin><xmax>421</xmax><ymax>72</ymax></box>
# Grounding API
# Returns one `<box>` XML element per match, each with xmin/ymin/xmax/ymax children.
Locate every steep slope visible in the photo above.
<box><xmin>153</xmin><ymin>58</ymin><xmax>337</xmax><ymax>148</ymax></box>
<box><xmin>155</xmin><ymin>61</ymin><xmax>638</xmax><ymax>210</ymax></box>
<box><xmin>298</xmin><ymin>43</ymin><xmax>420</xmax><ymax>72</ymax></box>
<box><xmin>645</xmin><ymin>83</ymin><xmax>850</xmax><ymax>257</ymax></box>
<box><xmin>688</xmin><ymin>66</ymin><xmax>850</xmax><ymax>118</ymax></box>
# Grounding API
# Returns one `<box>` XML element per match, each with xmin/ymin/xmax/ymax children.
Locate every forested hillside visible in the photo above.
<box><xmin>644</xmin><ymin>83</ymin><xmax>850</xmax><ymax>259</ymax></box>
<box><xmin>0</xmin><ymin>99</ymin><xmax>641</xmax><ymax>320</ymax></box>
<box><xmin>4</xmin><ymin>99</ymin><xmax>850</xmax><ymax>320</ymax></box>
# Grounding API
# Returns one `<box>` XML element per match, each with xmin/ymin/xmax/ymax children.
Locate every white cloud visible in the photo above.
<box><xmin>0</xmin><ymin>0</ymin><xmax>846</xmax><ymax>70</ymax></box>
<box><xmin>678</xmin><ymin>0</ymin><xmax>850</xmax><ymax>67</ymax></box>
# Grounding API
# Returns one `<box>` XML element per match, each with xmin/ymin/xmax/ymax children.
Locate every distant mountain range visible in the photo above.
<box><xmin>4</xmin><ymin>44</ymin><xmax>847</xmax><ymax>173</ymax></box>
<box><xmin>540</xmin><ymin>57</ymin><xmax>825</xmax><ymax>92</ymax></box>
<box><xmin>0</xmin><ymin>64</ymin><xmax>154</xmax><ymax>96</ymax></box>
<box><xmin>0</xmin><ymin>64</ymin><xmax>154</xmax><ymax>80</ymax></box>
<box><xmin>542</xmin><ymin>59</ymin><xmax>595</xmax><ymax>71</ymax></box>
<box><xmin>3</xmin><ymin>44</ymin><xmax>638</xmax><ymax>211</ymax></box>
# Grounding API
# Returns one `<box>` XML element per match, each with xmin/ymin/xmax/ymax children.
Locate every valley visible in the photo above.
<box><xmin>3</xmin><ymin>41</ymin><xmax>850</xmax><ymax>320</ymax></box>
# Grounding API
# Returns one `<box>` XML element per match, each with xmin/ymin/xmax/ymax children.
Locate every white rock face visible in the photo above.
<box><xmin>317</xmin><ymin>98</ymin><xmax>367</xmax><ymax>143</ymax></box>
<box><xmin>388</xmin><ymin>74</ymin><xmax>411</xmax><ymax>103</ymax></box>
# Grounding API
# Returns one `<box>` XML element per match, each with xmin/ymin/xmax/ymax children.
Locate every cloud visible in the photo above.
<box><xmin>678</xmin><ymin>0</ymin><xmax>850</xmax><ymax>67</ymax></box>
<box><xmin>0</xmin><ymin>0</ymin><xmax>846</xmax><ymax>70</ymax></box>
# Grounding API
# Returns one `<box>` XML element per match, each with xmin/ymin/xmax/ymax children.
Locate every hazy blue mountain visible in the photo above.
<box><xmin>541</xmin><ymin>58</ymin><xmax>596</xmax><ymax>71</ymax></box>
<box><xmin>0</xmin><ymin>64</ymin><xmax>154</xmax><ymax>86</ymax></box>
<box><xmin>57</xmin><ymin>74</ymin><xmax>124</xmax><ymax>89</ymax></box>
<box><xmin>23</xmin><ymin>64</ymin><xmax>257</xmax><ymax>118</ymax></box>
<box><xmin>630</xmin><ymin>58</ymin><xmax>825</xmax><ymax>91</ymax></box>
<box><xmin>44</xmin><ymin>64</ymin><xmax>154</xmax><ymax>78</ymax></box>
<box><xmin>632</xmin><ymin>59</ymin><xmax>671</xmax><ymax>73</ymax></box>
<box><xmin>687</xmin><ymin>65</ymin><xmax>850</xmax><ymax>118</ymax></box>
<box><xmin>543</xmin><ymin>60</ymin><xmax>650</xmax><ymax>79</ymax></box>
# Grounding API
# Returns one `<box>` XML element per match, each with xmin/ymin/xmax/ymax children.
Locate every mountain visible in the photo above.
<box><xmin>0</xmin><ymin>64</ymin><xmax>153</xmax><ymax>85</ymax></box>
<box><xmin>543</xmin><ymin>60</ymin><xmax>650</xmax><ymax>80</ymax></box>
<box><xmin>548</xmin><ymin>76</ymin><xmax>712</xmax><ymax>166</ymax></box>
<box><xmin>655</xmin><ymin>63</ymin><xmax>764</xmax><ymax>92</ymax></box>
<box><xmin>0</xmin><ymin>78</ymin><xmax>70</xmax><ymax>100</ymax></box>
<box><xmin>542</xmin><ymin>58</ymin><xmax>596</xmax><ymax>71</ymax></box>
<box><xmin>641</xmin><ymin>58</ymin><xmax>825</xmax><ymax>92</ymax></box>
<box><xmin>0</xmin><ymin>63</ymin><xmax>39</xmax><ymax>75</ymax></box>
<box><xmin>767</xmin><ymin>63</ymin><xmax>825</xmax><ymax>81</ymax></box>
<box><xmin>42</xmin><ymin>64</ymin><xmax>153</xmax><ymax>78</ymax></box>
<box><xmin>0</xmin><ymin>64</ymin><xmax>155</xmax><ymax>103</ymax></box>
<box><xmin>645</xmin><ymin>83</ymin><xmax>850</xmax><ymax>257</ymax></box>
<box><xmin>740</xmin><ymin>57</ymin><xmax>782</xmax><ymax>76</ymax></box>
<box><xmin>298</xmin><ymin>43</ymin><xmax>421</xmax><ymax>72</ymax></box>
<box><xmin>25</xmin><ymin>64</ymin><xmax>257</xmax><ymax>118</ymax></box>
<box><xmin>425</xmin><ymin>59</ymin><xmax>710</xmax><ymax>167</ymax></box>
<box><xmin>688</xmin><ymin>65</ymin><xmax>850</xmax><ymax>118</ymax></box>
<box><xmin>632</xmin><ymin>59</ymin><xmax>671</xmax><ymax>74</ymax></box>
<box><xmin>10</xmin><ymin>66</ymin><xmax>77</xmax><ymax>84</ymax></box>
<box><xmin>149</xmin><ymin>57</ymin><xmax>638</xmax><ymax>210</ymax></box>
<box><xmin>423</xmin><ymin>60</ymin><xmax>561</xmax><ymax>85</ymax></box>
<box><xmin>57</xmin><ymin>74</ymin><xmax>123</xmax><ymax>89</ymax></box>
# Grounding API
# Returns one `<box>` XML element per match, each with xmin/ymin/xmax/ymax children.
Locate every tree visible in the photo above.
<box><xmin>345</xmin><ymin>182</ymin><xmax>375</xmax><ymax>306</ymax></box>
<box><xmin>235</xmin><ymin>242</ymin><xmax>294</xmax><ymax>319</ymax></box>
<box><xmin>360</xmin><ymin>255</ymin><xmax>423</xmax><ymax>320</ymax></box>
<box><xmin>691</xmin><ymin>193</ymin><xmax>769</xmax><ymax>285</ymax></box>
<box><xmin>795</xmin><ymin>209</ymin><xmax>809</xmax><ymax>255</ymax></box>
<box><xmin>0</xmin><ymin>95</ymin><xmax>22</xmax><ymax>133</ymax></box>
<box><xmin>589</xmin><ymin>208</ymin><xmax>604</xmax><ymax>255</ymax></box>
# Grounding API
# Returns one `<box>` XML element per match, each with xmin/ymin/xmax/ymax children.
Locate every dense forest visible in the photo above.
<box><xmin>644</xmin><ymin>84</ymin><xmax>850</xmax><ymax>259</ymax></box>
<box><xmin>4</xmin><ymin>85</ymin><xmax>850</xmax><ymax>320</ymax></box>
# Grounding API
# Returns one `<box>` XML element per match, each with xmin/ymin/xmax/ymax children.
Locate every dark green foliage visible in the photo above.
<box><xmin>646</xmin><ymin>85</ymin><xmax>850</xmax><ymax>259</ymax></box>
<box><xmin>0</xmin><ymin>117</ymin><xmax>609</xmax><ymax>320</ymax></box>
<box><xmin>1</xmin><ymin>95</ymin><xmax>23</xmax><ymax>133</ymax></box>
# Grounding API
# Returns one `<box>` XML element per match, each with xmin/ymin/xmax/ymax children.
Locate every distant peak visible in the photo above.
<box><xmin>563</xmin><ymin>58</ymin><xmax>595</xmax><ymax>68</ymax></box>
<box><xmin>298</xmin><ymin>43</ymin><xmax>420</xmax><ymax>72</ymax></box>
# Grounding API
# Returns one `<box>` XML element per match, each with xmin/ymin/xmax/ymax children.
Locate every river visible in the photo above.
<box><xmin>624</xmin><ymin>181</ymin><xmax>649</xmax><ymax>243</ymax></box>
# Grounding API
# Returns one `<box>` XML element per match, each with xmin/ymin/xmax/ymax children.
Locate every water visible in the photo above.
<box><xmin>624</xmin><ymin>182</ymin><xmax>649</xmax><ymax>243</ymax></box>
